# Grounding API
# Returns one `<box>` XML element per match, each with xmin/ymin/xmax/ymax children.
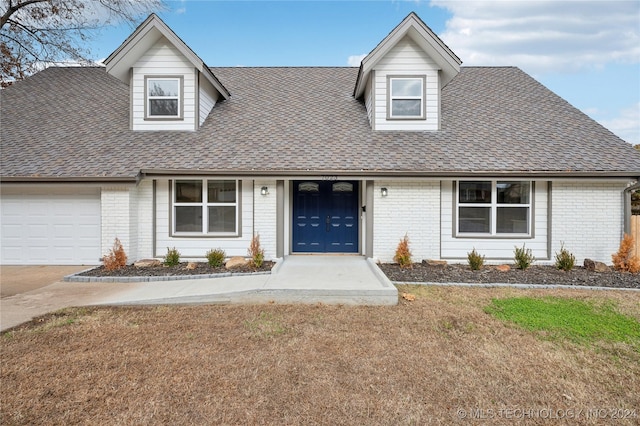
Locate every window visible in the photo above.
<box><xmin>388</xmin><ymin>76</ymin><xmax>425</xmax><ymax>119</ymax></box>
<box><xmin>457</xmin><ymin>181</ymin><xmax>532</xmax><ymax>236</ymax></box>
<box><xmin>146</xmin><ymin>77</ymin><xmax>182</xmax><ymax>118</ymax></box>
<box><xmin>173</xmin><ymin>179</ymin><xmax>238</xmax><ymax>235</ymax></box>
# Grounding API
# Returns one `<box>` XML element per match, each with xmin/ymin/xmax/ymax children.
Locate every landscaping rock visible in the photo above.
<box><xmin>496</xmin><ymin>264</ymin><xmax>511</xmax><ymax>272</ymax></box>
<box><xmin>186</xmin><ymin>262</ymin><xmax>198</xmax><ymax>270</ymax></box>
<box><xmin>134</xmin><ymin>259</ymin><xmax>162</xmax><ymax>268</ymax></box>
<box><xmin>424</xmin><ymin>259</ymin><xmax>447</xmax><ymax>266</ymax></box>
<box><xmin>584</xmin><ymin>259</ymin><xmax>610</xmax><ymax>273</ymax></box>
<box><xmin>226</xmin><ymin>256</ymin><xmax>250</xmax><ymax>270</ymax></box>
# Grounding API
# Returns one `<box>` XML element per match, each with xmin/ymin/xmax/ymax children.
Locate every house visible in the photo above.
<box><xmin>1</xmin><ymin>13</ymin><xmax>639</xmax><ymax>266</ymax></box>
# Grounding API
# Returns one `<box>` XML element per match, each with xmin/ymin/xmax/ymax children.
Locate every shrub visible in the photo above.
<box><xmin>393</xmin><ymin>233</ymin><xmax>412</xmax><ymax>268</ymax></box>
<box><xmin>612</xmin><ymin>234</ymin><xmax>640</xmax><ymax>273</ymax></box>
<box><xmin>514</xmin><ymin>244</ymin><xmax>535</xmax><ymax>270</ymax></box>
<box><xmin>554</xmin><ymin>242</ymin><xmax>576</xmax><ymax>272</ymax></box>
<box><xmin>164</xmin><ymin>247</ymin><xmax>181</xmax><ymax>267</ymax></box>
<box><xmin>248</xmin><ymin>234</ymin><xmax>265</xmax><ymax>268</ymax></box>
<box><xmin>467</xmin><ymin>248</ymin><xmax>485</xmax><ymax>271</ymax></box>
<box><xmin>103</xmin><ymin>238</ymin><xmax>127</xmax><ymax>271</ymax></box>
<box><xmin>206</xmin><ymin>248</ymin><xmax>226</xmax><ymax>268</ymax></box>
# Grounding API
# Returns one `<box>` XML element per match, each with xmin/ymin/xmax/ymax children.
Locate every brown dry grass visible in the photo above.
<box><xmin>2</xmin><ymin>286</ymin><xmax>639</xmax><ymax>425</ymax></box>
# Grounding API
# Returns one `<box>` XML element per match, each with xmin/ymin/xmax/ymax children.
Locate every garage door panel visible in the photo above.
<box><xmin>1</xmin><ymin>190</ymin><xmax>100</xmax><ymax>265</ymax></box>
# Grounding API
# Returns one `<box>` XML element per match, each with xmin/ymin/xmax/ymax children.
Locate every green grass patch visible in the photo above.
<box><xmin>485</xmin><ymin>296</ymin><xmax>640</xmax><ymax>347</ymax></box>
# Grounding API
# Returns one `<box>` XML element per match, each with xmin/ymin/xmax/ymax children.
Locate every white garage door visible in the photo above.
<box><xmin>1</xmin><ymin>188</ymin><xmax>101</xmax><ymax>265</ymax></box>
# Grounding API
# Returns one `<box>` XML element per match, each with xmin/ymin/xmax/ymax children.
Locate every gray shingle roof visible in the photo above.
<box><xmin>2</xmin><ymin>65</ymin><xmax>639</xmax><ymax>181</ymax></box>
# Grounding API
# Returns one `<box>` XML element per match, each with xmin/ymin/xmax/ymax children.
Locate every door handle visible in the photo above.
<box><xmin>326</xmin><ymin>215</ymin><xmax>330</xmax><ymax>232</ymax></box>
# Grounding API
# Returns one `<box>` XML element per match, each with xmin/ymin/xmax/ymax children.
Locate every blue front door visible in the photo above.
<box><xmin>292</xmin><ymin>181</ymin><xmax>359</xmax><ymax>253</ymax></box>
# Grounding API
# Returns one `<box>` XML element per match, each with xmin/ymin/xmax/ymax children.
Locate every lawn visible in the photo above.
<box><xmin>2</xmin><ymin>286</ymin><xmax>639</xmax><ymax>425</ymax></box>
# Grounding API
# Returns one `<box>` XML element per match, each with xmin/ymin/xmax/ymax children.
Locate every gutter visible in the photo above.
<box><xmin>624</xmin><ymin>180</ymin><xmax>640</xmax><ymax>234</ymax></box>
<box><xmin>139</xmin><ymin>168</ymin><xmax>640</xmax><ymax>180</ymax></box>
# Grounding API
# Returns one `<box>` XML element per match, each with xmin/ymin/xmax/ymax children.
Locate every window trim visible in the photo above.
<box><xmin>144</xmin><ymin>76</ymin><xmax>184</xmax><ymax>121</ymax></box>
<box><xmin>454</xmin><ymin>180</ymin><xmax>534</xmax><ymax>238</ymax></box>
<box><xmin>386</xmin><ymin>75</ymin><xmax>426</xmax><ymax>120</ymax></box>
<box><xmin>170</xmin><ymin>179</ymin><xmax>241</xmax><ymax>237</ymax></box>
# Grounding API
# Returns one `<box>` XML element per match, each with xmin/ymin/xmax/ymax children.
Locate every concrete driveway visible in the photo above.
<box><xmin>1</xmin><ymin>265</ymin><xmax>89</xmax><ymax>297</ymax></box>
<box><xmin>1</xmin><ymin>265</ymin><xmax>140</xmax><ymax>332</ymax></box>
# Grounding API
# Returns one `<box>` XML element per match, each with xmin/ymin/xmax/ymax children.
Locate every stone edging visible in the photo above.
<box><xmin>64</xmin><ymin>260</ymin><xmax>283</xmax><ymax>283</ymax></box>
<box><xmin>393</xmin><ymin>281</ymin><xmax>640</xmax><ymax>292</ymax></box>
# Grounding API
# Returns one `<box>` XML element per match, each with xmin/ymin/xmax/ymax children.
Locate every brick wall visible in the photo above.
<box><xmin>551</xmin><ymin>181</ymin><xmax>626</xmax><ymax>264</ymax></box>
<box><xmin>373</xmin><ymin>181</ymin><xmax>440</xmax><ymax>262</ymax></box>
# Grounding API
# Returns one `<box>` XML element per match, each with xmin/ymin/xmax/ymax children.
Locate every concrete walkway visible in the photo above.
<box><xmin>0</xmin><ymin>256</ymin><xmax>397</xmax><ymax>331</ymax></box>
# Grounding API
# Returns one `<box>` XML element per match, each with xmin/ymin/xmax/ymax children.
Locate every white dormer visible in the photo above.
<box><xmin>104</xmin><ymin>14</ymin><xmax>229</xmax><ymax>131</ymax></box>
<box><xmin>353</xmin><ymin>12</ymin><xmax>461</xmax><ymax>131</ymax></box>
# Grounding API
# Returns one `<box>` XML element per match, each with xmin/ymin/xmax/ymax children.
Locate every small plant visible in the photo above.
<box><xmin>514</xmin><ymin>244</ymin><xmax>535</xmax><ymax>270</ymax></box>
<box><xmin>554</xmin><ymin>242</ymin><xmax>576</xmax><ymax>272</ymax></box>
<box><xmin>248</xmin><ymin>233</ymin><xmax>265</xmax><ymax>268</ymax></box>
<box><xmin>467</xmin><ymin>248</ymin><xmax>485</xmax><ymax>271</ymax></box>
<box><xmin>103</xmin><ymin>238</ymin><xmax>127</xmax><ymax>271</ymax></box>
<box><xmin>206</xmin><ymin>248</ymin><xmax>226</xmax><ymax>268</ymax></box>
<box><xmin>393</xmin><ymin>233</ymin><xmax>412</xmax><ymax>268</ymax></box>
<box><xmin>612</xmin><ymin>234</ymin><xmax>640</xmax><ymax>273</ymax></box>
<box><xmin>164</xmin><ymin>247</ymin><xmax>181</xmax><ymax>267</ymax></box>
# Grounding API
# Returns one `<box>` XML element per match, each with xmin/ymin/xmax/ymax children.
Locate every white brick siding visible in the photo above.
<box><xmin>253</xmin><ymin>180</ymin><xmax>277</xmax><ymax>260</ymax></box>
<box><xmin>373</xmin><ymin>181</ymin><xmax>440</xmax><ymax>262</ymax></box>
<box><xmin>551</xmin><ymin>181</ymin><xmax>626</xmax><ymax>264</ymax></box>
<box><xmin>100</xmin><ymin>187</ymin><xmax>133</xmax><ymax>260</ymax></box>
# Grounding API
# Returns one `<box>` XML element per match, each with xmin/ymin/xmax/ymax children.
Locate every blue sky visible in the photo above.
<box><xmin>92</xmin><ymin>0</ymin><xmax>639</xmax><ymax>145</ymax></box>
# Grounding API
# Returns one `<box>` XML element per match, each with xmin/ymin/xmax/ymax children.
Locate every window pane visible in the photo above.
<box><xmin>148</xmin><ymin>79</ymin><xmax>179</xmax><ymax>96</ymax></box>
<box><xmin>497</xmin><ymin>207</ymin><xmax>529</xmax><ymax>233</ymax></box>
<box><xmin>497</xmin><ymin>182</ymin><xmax>530</xmax><ymax>204</ymax></box>
<box><xmin>208</xmin><ymin>180</ymin><xmax>236</xmax><ymax>203</ymax></box>
<box><xmin>208</xmin><ymin>206</ymin><xmax>236</xmax><ymax>233</ymax></box>
<box><xmin>175</xmin><ymin>180</ymin><xmax>202</xmax><ymax>203</ymax></box>
<box><xmin>392</xmin><ymin>79</ymin><xmax>422</xmax><ymax>96</ymax></box>
<box><xmin>392</xmin><ymin>99</ymin><xmax>421</xmax><ymax>117</ymax></box>
<box><xmin>459</xmin><ymin>207</ymin><xmax>491</xmax><ymax>233</ymax></box>
<box><xmin>459</xmin><ymin>181</ymin><xmax>492</xmax><ymax>203</ymax></box>
<box><xmin>299</xmin><ymin>182</ymin><xmax>319</xmax><ymax>192</ymax></box>
<box><xmin>332</xmin><ymin>182</ymin><xmax>353</xmax><ymax>192</ymax></box>
<box><xmin>149</xmin><ymin>99</ymin><xmax>178</xmax><ymax>116</ymax></box>
<box><xmin>175</xmin><ymin>206</ymin><xmax>202</xmax><ymax>232</ymax></box>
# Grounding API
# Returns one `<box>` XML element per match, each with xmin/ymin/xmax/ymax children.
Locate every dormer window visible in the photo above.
<box><xmin>145</xmin><ymin>76</ymin><xmax>183</xmax><ymax>119</ymax></box>
<box><xmin>388</xmin><ymin>75</ymin><xmax>426</xmax><ymax>120</ymax></box>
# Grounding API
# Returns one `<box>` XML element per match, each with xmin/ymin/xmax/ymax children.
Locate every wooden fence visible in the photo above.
<box><xmin>632</xmin><ymin>215</ymin><xmax>640</xmax><ymax>256</ymax></box>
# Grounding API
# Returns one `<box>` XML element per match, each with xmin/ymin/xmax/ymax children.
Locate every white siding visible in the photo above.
<box><xmin>154</xmin><ymin>178</ymin><xmax>255</xmax><ymax>259</ymax></box>
<box><xmin>198</xmin><ymin>76</ymin><xmax>219</xmax><ymax>126</ymax></box>
<box><xmin>131</xmin><ymin>37</ymin><xmax>197</xmax><ymax>131</ymax></box>
<box><xmin>373</xmin><ymin>36</ymin><xmax>440</xmax><ymax>131</ymax></box>
<box><xmin>373</xmin><ymin>181</ymin><xmax>440</xmax><ymax>262</ymax></box>
<box><xmin>364</xmin><ymin>75</ymin><xmax>373</xmax><ymax>128</ymax></box>
<box><xmin>440</xmin><ymin>180</ymin><xmax>549</xmax><ymax>262</ymax></box>
<box><xmin>551</xmin><ymin>181</ymin><xmax>626</xmax><ymax>264</ymax></box>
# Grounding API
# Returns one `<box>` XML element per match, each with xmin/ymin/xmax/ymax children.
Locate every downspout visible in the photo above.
<box><xmin>624</xmin><ymin>180</ymin><xmax>640</xmax><ymax>234</ymax></box>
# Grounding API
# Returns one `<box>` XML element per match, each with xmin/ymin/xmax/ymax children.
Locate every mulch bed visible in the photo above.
<box><xmin>379</xmin><ymin>262</ymin><xmax>640</xmax><ymax>289</ymax></box>
<box><xmin>77</xmin><ymin>261</ymin><xmax>275</xmax><ymax>277</ymax></box>
<box><xmin>75</xmin><ymin>259</ymin><xmax>639</xmax><ymax>289</ymax></box>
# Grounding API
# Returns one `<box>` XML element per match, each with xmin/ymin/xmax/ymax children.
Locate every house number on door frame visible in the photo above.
<box><xmin>321</xmin><ymin>175</ymin><xmax>337</xmax><ymax>181</ymax></box>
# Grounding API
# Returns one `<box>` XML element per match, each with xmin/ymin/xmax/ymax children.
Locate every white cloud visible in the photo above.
<box><xmin>347</xmin><ymin>54</ymin><xmax>367</xmax><ymax>67</ymax></box>
<box><xmin>431</xmin><ymin>0</ymin><xmax>640</xmax><ymax>74</ymax></box>
<box><xmin>597</xmin><ymin>103</ymin><xmax>640</xmax><ymax>145</ymax></box>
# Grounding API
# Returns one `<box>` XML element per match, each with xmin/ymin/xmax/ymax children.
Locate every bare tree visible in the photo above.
<box><xmin>1</xmin><ymin>0</ymin><xmax>165</xmax><ymax>87</ymax></box>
